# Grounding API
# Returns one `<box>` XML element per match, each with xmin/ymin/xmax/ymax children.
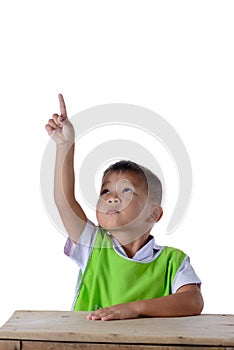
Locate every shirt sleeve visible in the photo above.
<box><xmin>64</xmin><ymin>219</ymin><xmax>98</xmax><ymax>272</ymax></box>
<box><xmin>172</xmin><ymin>256</ymin><xmax>202</xmax><ymax>293</ymax></box>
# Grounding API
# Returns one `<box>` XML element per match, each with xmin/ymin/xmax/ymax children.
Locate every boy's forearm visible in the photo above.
<box><xmin>54</xmin><ymin>141</ymin><xmax>87</xmax><ymax>241</ymax></box>
<box><xmin>134</xmin><ymin>290</ymin><xmax>203</xmax><ymax>318</ymax></box>
<box><xmin>54</xmin><ymin>142</ymin><xmax>76</xmax><ymax>206</ymax></box>
<box><xmin>87</xmin><ymin>289</ymin><xmax>203</xmax><ymax>321</ymax></box>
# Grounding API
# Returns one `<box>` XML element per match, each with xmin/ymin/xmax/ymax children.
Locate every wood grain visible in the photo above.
<box><xmin>0</xmin><ymin>340</ymin><xmax>21</xmax><ymax>350</ymax></box>
<box><xmin>20</xmin><ymin>342</ymin><xmax>234</xmax><ymax>350</ymax></box>
<box><xmin>0</xmin><ymin>311</ymin><xmax>234</xmax><ymax>347</ymax></box>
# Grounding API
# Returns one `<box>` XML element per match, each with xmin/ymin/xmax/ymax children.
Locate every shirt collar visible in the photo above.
<box><xmin>109</xmin><ymin>234</ymin><xmax>162</xmax><ymax>262</ymax></box>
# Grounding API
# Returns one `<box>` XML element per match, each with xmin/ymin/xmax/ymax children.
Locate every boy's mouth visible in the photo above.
<box><xmin>106</xmin><ymin>209</ymin><xmax>120</xmax><ymax>214</ymax></box>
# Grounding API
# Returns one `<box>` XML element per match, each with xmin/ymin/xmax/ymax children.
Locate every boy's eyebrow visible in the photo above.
<box><xmin>100</xmin><ymin>181</ymin><xmax>110</xmax><ymax>190</ymax></box>
<box><xmin>101</xmin><ymin>180</ymin><xmax>140</xmax><ymax>190</ymax></box>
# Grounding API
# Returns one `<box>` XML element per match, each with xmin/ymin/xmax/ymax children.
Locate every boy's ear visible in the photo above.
<box><xmin>151</xmin><ymin>205</ymin><xmax>163</xmax><ymax>223</ymax></box>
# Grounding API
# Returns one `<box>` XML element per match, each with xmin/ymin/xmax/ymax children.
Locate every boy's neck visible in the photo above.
<box><xmin>111</xmin><ymin>231</ymin><xmax>152</xmax><ymax>258</ymax></box>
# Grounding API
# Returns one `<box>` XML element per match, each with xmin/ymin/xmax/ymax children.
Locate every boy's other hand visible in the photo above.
<box><xmin>45</xmin><ymin>94</ymin><xmax>75</xmax><ymax>145</ymax></box>
<box><xmin>87</xmin><ymin>302</ymin><xmax>139</xmax><ymax>321</ymax></box>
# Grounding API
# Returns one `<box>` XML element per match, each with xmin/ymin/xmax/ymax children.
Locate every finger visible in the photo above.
<box><xmin>47</xmin><ymin>118</ymin><xmax>59</xmax><ymax>129</ymax></box>
<box><xmin>45</xmin><ymin>124</ymin><xmax>55</xmax><ymax>135</ymax></box>
<box><xmin>58</xmin><ymin>93</ymin><xmax>67</xmax><ymax>119</ymax></box>
<box><xmin>87</xmin><ymin>310</ymin><xmax>103</xmax><ymax>319</ymax></box>
<box><xmin>87</xmin><ymin>314</ymin><xmax>102</xmax><ymax>321</ymax></box>
<box><xmin>101</xmin><ymin>313</ymin><xmax>116</xmax><ymax>321</ymax></box>
<box><xmin>96</xmin><ymin>309</ymin><xmax>114</xmax><ymax>320</ymax></box>
<box><xmin>87</xmin><ymin>312</ymin><xmax>97</xmax><ymax>320</ymax></box>
<box><xmin>52</xmin><ymin>113</ymin><xmax>62</xmax><ymax>127</ymax></box>
<box><xmin>91</xmin><ymin>315</ymin><xmax>102</xmax><ymax>320</ymax></box>
<box><xmin>87</xmin><ymin>309</ymin><xmax>107</xmax><ymax>320</ymax></box>
<box><xmin>99</xmin><ymin>310</ymin><xmax>116</xmax><ymax>321</ymax></box>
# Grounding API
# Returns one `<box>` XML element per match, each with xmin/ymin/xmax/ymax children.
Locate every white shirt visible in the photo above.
<box><xmin>64</xmin><ymin>220</ymin><xmax>201</xmax><ymax>294</ymax></box>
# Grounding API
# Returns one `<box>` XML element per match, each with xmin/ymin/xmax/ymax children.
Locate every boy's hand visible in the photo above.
<box><xmin>45</xmin><ymin>94</ymin><xmax>75</xmax><ymax>145</ymax></box>
<box><xmin>87</xmin><ymin>302</ymin><xmax>139</xmax><ymax>321</ymax></box>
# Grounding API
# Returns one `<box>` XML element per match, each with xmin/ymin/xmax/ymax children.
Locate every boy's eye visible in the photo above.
<box><xmin>100</xmin><ymin>189</ymin><xmax>110</xmax><ymax>196</ymax></box>
<box><xmin>122</xmin><ymin>187</ymin><xmax>133</xmax><ymax>193</ymax></box>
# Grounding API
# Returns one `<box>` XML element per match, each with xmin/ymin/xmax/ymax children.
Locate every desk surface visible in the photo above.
<box><xmin>0</xmin><ymin>311</ymin><xmax>234</xmax><ymax>348</ymax></box>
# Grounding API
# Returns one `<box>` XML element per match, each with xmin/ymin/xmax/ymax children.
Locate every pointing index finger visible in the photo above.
<box><xmin>58</xmin><ymin>93</ymin><xmax>67</xmax><ymax>119</ymax></box>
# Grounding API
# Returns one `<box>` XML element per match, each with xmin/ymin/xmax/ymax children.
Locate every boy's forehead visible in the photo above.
<box><xmin>101</xmin><ymin>170</ymin><xmax>147</xmax><ymax>188</ymax></box>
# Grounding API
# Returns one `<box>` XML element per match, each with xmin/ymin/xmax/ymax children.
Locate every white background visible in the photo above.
<box><xmin>0</xmin><ymin>1</ymin><xmax>234</xmax><ymax>326</ymax></box>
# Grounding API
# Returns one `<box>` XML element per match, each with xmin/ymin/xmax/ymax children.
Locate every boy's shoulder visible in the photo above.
<box><xmin>158</xmin><ymin>245</ymin><xmax>187</xmax><ymax>268</ymax></box>
<box><xmin>162</xmin><ymin>245</ymin><xmax>186</xmax><ymax>255</ymax></box>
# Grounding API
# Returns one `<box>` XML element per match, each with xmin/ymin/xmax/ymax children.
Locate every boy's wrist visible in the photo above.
<box><xmin>56</xmin><ymin>141</ymin><xmax>74</xmax><ymax>150</ymax></box>
<box><xmin>131</xmin><ymin>299</ymin><xmax>154</xmax><ymax>318</ymax></box>
<box><xmin>130</xmin><ymin>300</ymin><xmax>142</xmax><ymax>318</ymax></box>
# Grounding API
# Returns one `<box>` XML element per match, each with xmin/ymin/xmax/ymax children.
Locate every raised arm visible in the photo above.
<box><xmin>45</xmin><ymin>94</ymin><xmax>87</xmax><ymax>243</ymax></box>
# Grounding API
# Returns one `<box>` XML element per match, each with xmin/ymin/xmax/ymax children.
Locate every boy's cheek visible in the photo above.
<box><xmin>96</xmin><ymin>209</ymin><xmax>106</xmax><ymax>225</ymax></box>
<box><xmin>96</xmin><ymin>199</ymin><xmax>106</xmax><ymax>213</ymax></box>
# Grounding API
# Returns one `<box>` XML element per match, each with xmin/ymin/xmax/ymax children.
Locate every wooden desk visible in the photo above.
<box><xmin>0</xmin><ymin>311</ymin><xmax>234</xmax><ymax>349</ymax></box>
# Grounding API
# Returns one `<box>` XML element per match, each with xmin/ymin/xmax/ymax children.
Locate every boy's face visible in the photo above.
<box><xmin>96</xmin><ymin>170</ymin><xmax>156</xmax><ymax>234</ymax></box>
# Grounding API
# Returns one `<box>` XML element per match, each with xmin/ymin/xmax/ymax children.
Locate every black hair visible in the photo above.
<box><xmin>103</xmin><ymin>160</ymin><xmax>162</xmax><ymax>205</ymax></box>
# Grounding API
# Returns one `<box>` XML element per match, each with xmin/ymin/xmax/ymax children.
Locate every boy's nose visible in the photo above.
<box><xmin>107</xmin><ymin>194</ymin><xmax>120</xmax><ymax>204</ymax></box>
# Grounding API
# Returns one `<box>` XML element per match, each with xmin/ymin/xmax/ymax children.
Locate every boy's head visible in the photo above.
<box><xmin>102</xmin><ymin>160</ymin><xmax>162</xmax><ymax>205</ymax></box>
<box><xmin>96</xmin><ymin>160</ymin><xmax>163</xmax><ymax>235</ymax></box>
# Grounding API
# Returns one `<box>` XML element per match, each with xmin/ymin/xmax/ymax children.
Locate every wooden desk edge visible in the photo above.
<box><xmin>0</xmin><ymin>311</ymin><xmax>234</xmax><ymax>347</ymax></box>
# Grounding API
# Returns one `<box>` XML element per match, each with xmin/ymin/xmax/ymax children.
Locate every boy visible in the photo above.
<box><xmin>45</xmin><ymin>94</ymin><xmax>203</xmax><ymax>321</ymax></box>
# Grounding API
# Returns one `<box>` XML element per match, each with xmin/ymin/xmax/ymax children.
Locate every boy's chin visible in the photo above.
<box><xmin>101</xmin><ymin>224</ymin><xmax>123</xmax><ymax>231</ymax></box>
<box><xmin>102</xmin><ymin>223</ymin><xmax>147</xmax><ymax>235</ymax></box>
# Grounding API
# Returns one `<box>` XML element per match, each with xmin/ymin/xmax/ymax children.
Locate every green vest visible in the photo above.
<box><xmin>74</xmin><ymin>228</ymin><xmax>186</xmax><ymax>311</ymax></box>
